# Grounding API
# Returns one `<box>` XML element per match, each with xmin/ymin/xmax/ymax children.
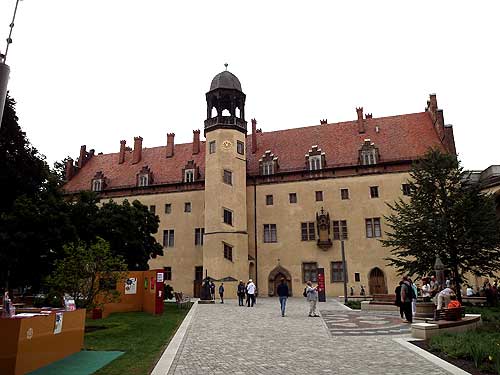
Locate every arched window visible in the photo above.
<box><xmin>184</xmin><ymin>169</ymin><xmax>195</xmax><ymax>183</ymax></box>
<box><xmin>359</xmin><ymin>139</ymin><xmax>379</xmax><ymax>166</ymax></box>
<box><xmin>222</xmin><ymin>109</ymin><xmax>231</xmax><ymax>116</ymax></box>
<box><xmin>305</xmin><ymin>146</ymin><xmax>326</xmax><ymax>171</ymax></box>
<box><xmin>92</xmin><ymin>179</ymin><xmax>102</xmax><ymax>192</ymax></box>
<box><xmin>309</xmin><ymin>155</ymin><xmax>322</xmax><ymax>171</ymax></box>
<box><xmin>138</xmin><ymin>174</ymin><xmax>149</xmax><ymax>187</ymax></box>
<box><xmin>259</xmin><ymin>150</ymin><xmax>279</xmax><ymax>176</ymax></box>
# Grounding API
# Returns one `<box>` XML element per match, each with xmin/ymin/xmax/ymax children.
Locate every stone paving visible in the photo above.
<box><xmin>167</xmin><ymin>298</ymin><xmax>450</xmax><ymax>375</ymax></box>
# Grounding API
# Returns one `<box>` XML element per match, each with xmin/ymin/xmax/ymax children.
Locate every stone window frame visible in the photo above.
<box><xmin>265</xmin><ymin>194</ymin><xmax>273</xmax><ymax>206</ymax></box>
<box><xmin>315</xmin><ymin>190</ymin><xmax>323</xmax><ymax>202</ymax></box>
<box><xmin>223</xmin><ymin>207</ymin><xmax>233</xmax><ymax>226</ymax></box>
<box><xmin>163</xmin><ymin>229</ymin><xmax>175</xmax><ymax>248</ymax></box>
<box><xmin>209</xmin><ymin>140</ymin><xmax>216</xmax><ymax>154</ymax></box>
<box><xmin>237</xmin><ymin>140</ymin><xmax>245</xmax><ymax>155</ymax></box>
<box><xmin>263</xmin><ymin>224</ymin><xmax>277</xmax><ymax>243</ymax></box>
<box><xmin>365</xmin><ymin>217</ymin><xmax>382</xmax><ymax>238</ymax></box>
<box><xmin>223</xmin><ymin>242</ymin><xmax>233</xmax><ymax>262</ymax></box>
<box><xmin>223</xmin><ymin>169</ymin><xmax>232</xmax><ymax>185</ymax></box>
<box><xmin>370</xmin><ymin>186</ymin><xmax>379</xmax><ymax>198</ymax></box>
<box><xmin>340</xmin><ymin>188</ymin><xmax>349</xmax><ymax>200</ymax></box>
<box><xmin>289</xmin><ymin>193</ymin><xmax>297</xmax><ymax>204</ymax></box>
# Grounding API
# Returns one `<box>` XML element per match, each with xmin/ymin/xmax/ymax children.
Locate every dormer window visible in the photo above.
<box><xmin>137</xmin><ymin>166</ymin><xmax>153</xmax><ymax>187</ymax></box>
<box><xmin>91</xmin><ymin>171</ymin><xmax>106</xmax><ymax>192</ymax></box>
<box><xmin>259</xmin><ymin>150</ymin><xmax>279</xmax><ymax>176</ymax></box>
<box><xmin>182</xmin><ymin>160</ymin><xmax>199</xmax><ymax>183</ymax></box>
<box><xmin>305</xmin><ymin>145</ymin><xmax>326</xmax><ymax>171</ymax></box>
<box><xmin>184</xmin><ymin>169</ymin><xmax>195</xmax><ymax>183</ymax></box>
<box><xmin>359</xmin><ymin>139</ymin><xmax>379</xmax><ymax>166</ymax></box>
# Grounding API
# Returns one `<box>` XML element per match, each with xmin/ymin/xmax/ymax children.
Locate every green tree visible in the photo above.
<box><xmin>47</xmin><ymin>238</ymin><xmax>127</xmax><ymax>309</ymax></box>
<box><xmin>94</xmin><ymin>199</ymin><xmax>163</xmax><ymax>270</ymax></box>
<box><xmin>382</xmin><ymin>149</ymin><xmax>500</xmax><ymax>300</ymax></box>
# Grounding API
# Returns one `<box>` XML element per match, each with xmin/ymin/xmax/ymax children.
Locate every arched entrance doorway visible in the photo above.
<box><xmin>268</xmin><ymin>266</ymin><xmax>292</xmax><ymax>296</ymax></box>
<box><xmin>368</xmin><ymin>267</ymin><xmax>387</xmax><ymax>295</ymax></box>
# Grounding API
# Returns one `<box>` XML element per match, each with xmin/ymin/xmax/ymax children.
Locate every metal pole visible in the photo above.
<box><xmin>341</xmin><ymin>240</ymin><xmax>348</xmax><ymax>304</ymax></box>
<box><xmin>3</xmin><ymin>0</ymin><xmax>22</xmax><ymax>63</ymax></box>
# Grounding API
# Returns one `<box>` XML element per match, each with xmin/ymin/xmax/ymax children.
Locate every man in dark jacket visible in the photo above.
<box><xmin>400</xmin><ymin>276</ymin><xmax>413</xmax><ymax>323</ymax></box>
<box><xmin>237</xmin><ymin>280</ymin><xmax>246</xmax><ymax>306</ymax></box>
<box><xmin>277</xmin><ymin>278</ymin><xmax>289</xmax><ymax>317</ymax></box>
<box><xmin>394</xmin><ymin>281</ymin><xmax>404</xmax><ymax>319</ymax></box>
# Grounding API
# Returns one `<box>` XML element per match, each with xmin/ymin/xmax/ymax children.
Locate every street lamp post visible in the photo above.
<box><xmin>341</xmin><ymin>240</ymin><xmax>348</xmax><ymax>304</ymax></box>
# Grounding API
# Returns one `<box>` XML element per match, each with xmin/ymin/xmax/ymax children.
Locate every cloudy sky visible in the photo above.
<box><xmin>1</xmin><ymin>1</ymin><xmax>498</xmax><ymax>170</ymax></box>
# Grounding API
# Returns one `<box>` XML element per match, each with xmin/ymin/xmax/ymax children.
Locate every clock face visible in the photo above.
<box><xmin>221</xmin><ymin>140</ymin><xmax>232</xmax><ymax>151</ymax></box>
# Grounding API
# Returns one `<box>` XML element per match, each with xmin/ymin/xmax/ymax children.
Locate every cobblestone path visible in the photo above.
<box><xmin>167</xmin><ymin>298</ymin><xmax>449</xmax><ymax>375</ymax></box>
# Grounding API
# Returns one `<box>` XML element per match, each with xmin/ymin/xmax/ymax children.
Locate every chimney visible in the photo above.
<box><xmin>426</xmin><ymin>93</ymin><xmax>445</xmax><ymax>141</ymax></box>
<box><xmin>119</xmin><ymin>140</ymin><xmax>126</xmax><ymax>164</ymax></box>
<box><xmin>132</xmin><ymin>136</ymin><xmax>143</xmax><ymax>164</ymax></box>
<box><xmin>251</xmin><ymin>118</ymin><xmax>257</xmax><ymax>154</ymax></box>
<box><xmin>356</xmin><ymin>107</ymin><xmax>365</xmax><ymax>133</ymax></box>
<box><xmin>192</xmin><ymin>130</ymin><xmax>200</xmax><ymax>155</ymax></box>
<box><xmin>78</xmin><ymin>145</ymin><xmax>87</xmax><ymax>168</ymax></box>
<box><xmin>65</xmin><ymin>158</ymin><xmax>74</xmax><ymax>181</ymax></box>
<box><xmin>428</xmin><ymin>93</ymin><xmax>437</xmax><ymax>113</ymax></box>
<box><xmin>365</xmin><ymin>113</ymin><xmax>372</xmax><ymax>119</ymax></box>
<box><xmin>320</xmin><ymin>119</ymin><xmax>327</xmax><ymax>125</ymax></box>
<box><xmin>166</xmin><ymin>133</ymin><xmax>175</xmax><ymax>158</ymax></box>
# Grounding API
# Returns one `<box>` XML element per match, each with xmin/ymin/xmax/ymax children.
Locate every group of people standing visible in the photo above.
<box><xmin>236</xmin><ymin>279</ymin><xmax>257</xmax><ymax>307</ymax></box>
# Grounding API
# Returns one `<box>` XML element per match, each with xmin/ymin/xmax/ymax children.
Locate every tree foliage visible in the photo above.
<box><xmin>382</xmin><ymin>149</ymin><xmax>500</xmax><ymax>295</ymax></box>
<box><xmin>47</xmin><ymin>238</ymin><xmax>127</xmax><ymax>309</ymax></box>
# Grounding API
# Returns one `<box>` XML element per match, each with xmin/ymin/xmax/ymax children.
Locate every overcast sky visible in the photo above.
<box><xmin>1</xmin><ymin>1</ymin><xmax>498</xmax><ymax>170</ymax></box>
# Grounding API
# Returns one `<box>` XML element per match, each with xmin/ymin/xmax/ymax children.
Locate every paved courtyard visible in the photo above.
<box><xmin>166</xmin><ymin>298</ymin><xmax>452</xmax><ymax>375</ymax></box>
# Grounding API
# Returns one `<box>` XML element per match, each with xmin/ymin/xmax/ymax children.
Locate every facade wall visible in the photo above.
<box><xmin>251</xmin><ymin>172</ymin><xmax>410</xmax><ymax>298</ymax></box>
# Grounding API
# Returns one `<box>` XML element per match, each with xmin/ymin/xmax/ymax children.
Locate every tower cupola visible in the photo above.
<box><xmin>205</xmin><ymin>65</ymin><xmax>247</xmax><ymax>135</ymax></box>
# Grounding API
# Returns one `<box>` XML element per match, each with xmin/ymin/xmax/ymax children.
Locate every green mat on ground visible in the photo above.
<box><xmin>28</xmin><ymin>350</ymin><xmax>124</xmax><ymax>375</ymax></box>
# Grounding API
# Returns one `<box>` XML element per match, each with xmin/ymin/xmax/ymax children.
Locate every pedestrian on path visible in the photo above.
<box><xmin>219</xmin><ymin>283</ymin><xmax>224</xmax><ymax>304</ymax></box>
<box><xmin>400</xmin><ymin>276</ymin><xmax>414</xmax><ymax>323</ymax></box>
<box><xmin>237</xmin><ymin>280</ymin><xmax>246</xmax><ymax>306</ymax></box>
<box><xmin>277</xmin><ymin>278</ymin><xmax>289</xmax><ymax>317</ymax></box>
<box><xmin>394</xmin><ymin>281</ymin><xmax>404</xmax><ymax>319</ymax></box>
<box><xmin>246</xmin><ymin>279</ymin><xmax>256</xmax><ymax>307</ymax></box>
<box><xmin>210</xmin><ymin>281</ymin><xmax>215</xmax><ymax>301</ymax></box>
<box><xmin>305</xmin><ymin>281</ymin><xmax>319</xmax><ymax>317</ymax></box>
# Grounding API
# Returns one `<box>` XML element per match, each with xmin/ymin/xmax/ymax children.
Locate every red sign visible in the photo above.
<box><xmin>317</xmin><ymin>268</ymin><xmax>326</xmax><ymax>302</ymax></box>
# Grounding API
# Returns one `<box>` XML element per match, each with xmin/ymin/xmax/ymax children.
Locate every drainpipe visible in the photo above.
<box><xmin>253</xmin><ymin>176</ymin><xmax>258</xmax><ymax>292</ymax></box>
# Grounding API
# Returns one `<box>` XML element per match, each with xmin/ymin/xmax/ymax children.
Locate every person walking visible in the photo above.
<box><xmin>400</xmin><ymin>276</ymin><xmax>413</xmax><ymax>323</ymax></box>
<box><xmin>219</xmin><ymin>283</ymin><xmax>224</xmax><ymax>304</ymax></box>
<box><xmin>305</xmin><ymin>281</ymin><xmax>319</xmax><ymax>317</ymax></box>
<box><xmin>394</xmin><ymin>281</ymin><xmax>404</xmax><ymax>319</ymax></box>
<box><xmin>237</xmin><ymin>280</ymin><xmax>246</xmax><ymax>306</ymax></box>
<box><xmin>277</xmin><ymin>278</ymin><xmax>289</xmax><ymax>317</ymax></box>
<box><xmin>209</xmin><ymin>281</ymin><xmax>215</xmax><ymax>301</ymax></box>
<box><xmin>246</xmin><ymin>279</ymin><xmax>256</xmax><ymax>307</ymax></box>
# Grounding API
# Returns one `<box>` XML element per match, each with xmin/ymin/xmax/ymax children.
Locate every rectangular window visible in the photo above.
<box><xmin>163</xmin><ymin>229</ymin><xmax>175</xmax><ymax>247</ymax></box>
<box><xmin>223</xmin><ymin>243</ymin><xmax>233</xmax><ymax>261</ymax></box>
<box><xmin>302</xmin><ymin>262</ymin><xmax>318</xmax><ymax>283</ymax></box>
<box><xmin>370</xmin><ymin>186</ymin><xmax>379</xmax><ymax>198</ymax></box>
<box><xmin>195</xmin><ymin>228</ymin><xmax>205</xmax><ymax>246</ymax></box>
<box><xmin>237</xmin><ymin>140</ymin><xmax>244</xmax><ymax>155</ymax></box>
<box><xmin>223</xmin><ymin>208</ymin><xmax>233</xmax><ymax>226</ymax></box>
<box><xmin>332</xmin><ymin>220</ymin><xmax>348</xmax><ymax>240</ymax></box>
<box><xmin>223</xmin><ymin>169</ymin><xmax>232</xmax><ymax>185</ymax></box>
<box><xmin>365</xmin><ymin>218</ymin><xmax>382</xmax><ymax>238</ymax></box>
<box><xmin>402</xmin><ymin>183</ymin><xmax>411</xmax><ymax>196</ymax></box>
<box><xmin>165</xmin><ymin>203</ymin><xmax>172</xmax><ymax>214</ymax></box>
<box><xmin>340</xmin><ymin>188</ymin><xmax>349</xmax><ymax>200</ymax></box>
<box><xmin>315</xmin><ymin>191</ymin><xmax>323</xmax><ymax>201</ymax></box>
<box><xmin>209</xmin><ymin>140</ymin><xmax>216</xmax><ymax>154</ymax></box>
<box><xmin>195</xmin><ymin>266</ymin><xmax>203</xmax><ymax>281</ymax></box>
<box><xmin>301</xmin><ymin>222</ymin><xmax>315</xmax><ymax>241</ymax></box>
<box><xmin>184</xmin><ymin>202</ymin><xmax>191</xmax><ymax>213</ymax></box>
<box><xmin>263</xmin><ymin>224</ymin><xmax>277</xmax><ymax>243</ymax></box>
<box><xmin>266</xmin><ymin>194</ymin><xmax>273</xmax><ymax>205</ymax></box>
<box><xmin>289</xmin><ymin>193</ymin><xmax>297</xmax><ymax>203</ymax></box>
<box><xmin>149</xmin><ymin>205</ymin><xmax>156</xmax><ymax>214</ymax></box>
<box><xmin>331</xmin><ymin>261</ymin><xmax>344</xmax><ymax>282</ymax></box>
<box><xmin>354</xmin><ymin>272</ymin><xmax>360</xmax><ymax>282</ymax></box>
<box><xmin>164</xmin><ymin>267</ymin><xmax>172</xmax><ymax>281</ymax></box>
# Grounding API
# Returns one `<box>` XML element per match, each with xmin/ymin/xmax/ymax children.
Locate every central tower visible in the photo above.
<box><xmin>203</xmin><ymin>68</ymin><xmax>249</xmax><ymax>296</ymax></box>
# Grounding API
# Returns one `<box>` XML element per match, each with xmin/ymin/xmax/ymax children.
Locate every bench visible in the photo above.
<box><xmin>174</xmin><ymin>292</ymin><xmax>190</xmax><ymax>309</ymax></box>
<box><xmin>434</xmin><ymin>307</ymin><xmax>465</xmax><ymax>321</ymax></box>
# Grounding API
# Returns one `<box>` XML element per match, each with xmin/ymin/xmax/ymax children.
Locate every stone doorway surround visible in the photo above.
<box><xmin>268</xmin><ymin>265</ymin><xmax>292</xmax><ymax>296</ymax></box>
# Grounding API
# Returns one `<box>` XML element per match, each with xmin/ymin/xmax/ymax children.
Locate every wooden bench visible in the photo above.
<box><xmin>174</xmin><ymin>292</ymin><xmax>190</xmax><ymax>309</ymax></box>
<box><xmin>434</xmin><ymin>307</ymin><xmax>465</xmax><ymax>321</ymax></box>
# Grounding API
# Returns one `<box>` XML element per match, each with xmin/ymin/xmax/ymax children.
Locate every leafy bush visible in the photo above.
<box><xmin>345</xmin><ymin>300</ymin><xmax>361</xmax><ymax>310</ymax></box>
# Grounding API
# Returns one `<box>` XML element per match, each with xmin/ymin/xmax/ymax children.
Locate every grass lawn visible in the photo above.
<box><xmin>428</xmin><ymin>306</ymin><xmax>500</xmax><ymax>374</ymax></box>
<box><xmin>84</xmin><ymin>302</ymin><xmax>192</xmax><ymax>375</ymax></box>
<box><xmin>344</xmin><ymin>300</ymin><xmax>361</xmax><ymax>309</ymax></box>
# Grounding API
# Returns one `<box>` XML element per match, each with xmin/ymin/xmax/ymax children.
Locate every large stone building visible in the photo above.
<box><xmin>63</xmin><ymin>70</ymin><xmax>457</xmax><ymax>298</ymax></box>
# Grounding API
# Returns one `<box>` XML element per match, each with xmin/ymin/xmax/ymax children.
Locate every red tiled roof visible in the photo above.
<box><xmin>63</xmin><ymin>111</ymin><xmax>446</xmax><ymax>193</ymax></box>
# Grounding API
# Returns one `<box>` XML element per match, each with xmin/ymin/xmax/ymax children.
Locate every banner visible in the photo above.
<box><xmin>317</xmin><ymin>268</ymin><xmax>326</xmax><ymax>302</ymax></box>
<box><xmin>125</xmin><ymin>278</ymin><xmax>137</xmax><ymax>295</ymax></box>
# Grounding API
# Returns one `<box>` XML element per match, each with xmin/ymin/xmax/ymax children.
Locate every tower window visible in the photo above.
<box><xmin>289</xmin><ymin>193</ymin><xmax>297</xmax><ymax>203</ymax></box>
<box><xmin>184</xmin><ymin>202</ymin><xmax>191</xmax><ymax>213</ymax></box>
<box><xmin>223</xmin><ymin>208</ymin><xmax>233</xmax><ymax>226</ymax></box>
<box><xmin>223</xmin><ymin>243</ymin><xmax>233</xmax><ymax>261</ymax></box>
<box><xmin>263</xmin><ymin>224</ymin><xmax>277</xmax><ymax>243</ymax></box>
<box><xmin>266</xmin><ymin>195</ymin><xmax>273</xmax><ymax>205</ymax></box>
<box><xmin>184</xmin><ymin>169</ymin><xmax>195</xmax><ymax>183</ymax></box>
<box><xmin>237</xmin><ymin>141</ymin><xmax>244</xmax><ymax>155</ymax></box>
<box><xmin>223</xmin><ymin>170</ymin><xmax>232</xmax><ymax>185</ymax></box>
<box><xmin>370</xmin><ymin>186</ymin><xmax>379</xmax><ymax>198</ymax></box>
<box><xmin>209</xmin><ymin>141</ymin><xmax>216</xmax><ymax>154</ymax></box>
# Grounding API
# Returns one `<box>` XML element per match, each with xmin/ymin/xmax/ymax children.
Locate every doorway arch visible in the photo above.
<box><xmin>268</xmin><ymin>266</ymin><xmax>292</xmax><ymax>296</ymax></box>
<box><xmin>368</xmin><ymin>267</ymin><xmax>387</xmax><ymax>295</ymax></box>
